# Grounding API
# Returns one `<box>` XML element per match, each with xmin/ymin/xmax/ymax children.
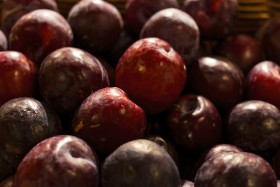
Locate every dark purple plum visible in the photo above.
<box><xmin>124</xmin><ymin>0</ymin><xmax>179</xmax><ymax>36</ymax></box>
<box><xmin>0</xmin><ymin>97</ymin><xmax>62</xmax><ymax>180</ymax></box>
<box><xmin>167</xmin><ymin>94</ymin><xmax>222</xmax><ymax>153</ymax></box>
<box><xmin>9</xmin><ymin>9</ymin><xmax>73</xmax><ymax>65</ymax></box>
<box><xmin>186</xmin><ymin>56</ymin><xmax>245</xmax><ymax>111</ymax></box>
<box><xmin>245</xmin><ymin>61</ymin><xmax>280</xmax><ymax>109</ymax></box>
<box><xmin>102</xmin><ymin>139</ymin><xmax>181</xmax><ymax>187</ymax></box>
<box><xmin>67</xmin><ymin>0</ymin><xmax>123</xmax><ymax>56</ymax></box>
<box><xmin>39</xmin><ymin>47</ymin><xmax>109</xmax><ymax>116</ymax></box>
<box><xmin>0</xmin><ymin>51</ymin><xmax>37</xmax><ymax>106</ymax></box>
<box><xmin>226</xmin><ymin>100</ymin><xmax>280</xmax><ymax>154</ymax></box>
<box><xmin>214</xmin><ymin>34</ymin><xmax>264</xmax><ymax>74</ymax></box>
<box><xmin>182</xmin><ymin>0</ymin><xmax>239</xmax><ymax>39</ymax></box>
<box><xmin>1</xmin><ymin>0</ymin><xmax>58</xmax><ymax>36</ymax></box>
<box><xmin>14</xmin><ymin>135</ymin><xmax>99</xmax><ymax>187</ymax></box>
<box><xmin>72</xmin><ymin>87</ymin><xmax>147</xmax><ymax>158</ymax></box>
<box><xmin>140</xmin><ymin>8</ymin><xmax>200</xmax><ymax>64</ymax></box>
<box><xmin>194</xmin><ymin>152</ymin><xmax>277</xmax><ymax>187</ymax></box>
<box><xmin>204</xmin><ymin>144</ymin><xmax>243</xmax><ymax>161</ymax></box>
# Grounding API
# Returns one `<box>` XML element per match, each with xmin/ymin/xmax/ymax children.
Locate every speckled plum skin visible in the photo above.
<box><xmin>72</xmin><ymin>87</ymin><xmax>147</xmax><ymax>158</ymax></box>
<box><xmin>226</xmin><ymin>100</ymin><xmax>280</xmax><ymax>154</ymax></box>
<box><xmin>0</xmin><ymin>97</ymin><xmax>61</xmax><ymax>181</ymax></box>
<box><xmin>115</xmin><ymin>37</ymin><xmax>187</xmax><ymax>114</ymax></box>
<box><xmin>1</xmin><ymin>0</ymin><xmax>58</xmax><ymax>36</ymax></box>
<box><xmin>195</xmin><ymin>152</ymin><xmax>277</xmax><ymax>187</ymax></box>
<box><xmin>14</xmin><ymin>135</ymin><xmax>99</xmax><ymax>187</ymax></box>
<box><xmin>39</xmin><ymin>47</ymin><xmax>109</xmax><ymax>116</ymax></box>
<box><xmin>67</xmin><ymin>0</ymin><xmax>123</xmax><ymax>56</ymax></box>
<box><xmin>140</xmin><ymin>8</ymin><xmax>200</xmax><ymax>63</ymax></box>
<box><xmin>0</xmin><ymin>51</ymin><xmax>37</xmax><ymax>106</ymax></box>
<box><xmin>167</xmin><ymin>95</ymin><xmax>222</xmax><ymax>153</ymax></box>
<box><xmin>9</xmin><ymin>9</ymin><xmax>73</xmax><ymax>65</ymax></box>
<box><xmin>102</xmin><ymin>139</ymin><xmax>181</xmax><ymax>187</ymax></box>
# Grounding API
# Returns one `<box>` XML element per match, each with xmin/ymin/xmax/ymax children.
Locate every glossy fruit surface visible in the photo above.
<box><xmin>9</xmin><ymin>9</ymin><xmax>73</xmax><ymax>65</ymax></box>
<box><xmin>140</xmin><ymin>8</ymin><xmax>199</xmax><ymax>63</ymax></box>
<box><xmin>39</xmin><ymin>47</ymin><xmax>109</xmax><ymax>116</ymax></box>
<box><xmin>0</xmin><ymin>51</ymin><xmax>37</xmax><ymax>106</ymax></box>
<box><xmin>14</xmin><ymin>135</ymin><xmax>99</xmax><ymax>187</ymax></box>
<box><xmin>115</xmin><ymin>37</ymin><xmax>187</xmax><ymax>114</ymax></box>
<box><xmin>72</xmin><ymin>87</ymin><xmax>147</xmax><ymax>158</ymax></box>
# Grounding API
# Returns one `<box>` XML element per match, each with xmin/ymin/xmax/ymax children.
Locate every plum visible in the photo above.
<box><xmin>204</xmin><ymin>144</ymin><xmax>243</xmax><ymax>161</ymax></box>
<box><xmin>195</xmin><ymin>152</ymin><xmax>277</xmax><ymax>187</ymax></box>
<box><xmin>0</xmin><ymin>175</ymin><xmax>14</xmax><ymax>187</ymax></box>
<box><xmin>9</xmin><ymin>9</ymin><xmax>73</xmax><ymax>65</ymax></box>
<box><xmin>72</xmin><ymin>87</ymin><xmax>147</xmax><ymax>158</ymax></box>
<box><xmin>226</xmin><ymin>100</ymin><xmax>280</xmax><ymax>154</ymax></box>
<box><xmin>102</xmin><ymin>139</ymin><xmax>181</xmax><ymax>187</ymax></box>
<box><xmin>181</xmin><ymin>180</ymin><xmax>194</xmax><ymax>187</ymax></box>
<box><xmin>0</xmin><ymin>30</ymin><xmax>7</xmax><ymax>51</ymax></box>
<box><xmin>124</xmin><ymin>0</ymin><xmax>179</xmax><ymax>36</ymax></box>
<box><xmin>14</xmin><ymin>135</ymin><xmax>99</xmax><ymax>187</ymax></box>
<box><xmin>39</xmin><ymin>47</ymin><xmax>109</xmax><ymax>116</ymax></box>
<box><xmin>140</xmin><ymin>8</ymin><xmax>200</xmax><ymax>64</ymax></box>
<box><xmin>67</xmin><ymin>0</ymin><xmax>123</xmax><ymax>56</ymax></box>
<box><xmin>0</xmin><ymin>97</ymin><xmax>62</xmax><ymax>180</ymax></box>
<box><xmin>0</xmin><ymin>51</ymin><xmax>37</xmax><ymax>106</ymax></box>
<box><xmin>245</xmin><ymin>61</ymin><xmax>280</xmax><ymax>109</ymax></box>
<box><xmin>167</xmin><ymin>94</ymin><xmax>222</xmax><ymax>153</ymax></box>
<box><xmin>115</xmin><ymin>37</ymin><xmax>187</xmax><ymax>114</ymax></box>
<box><xmin>186</xmin><ymin>56</ymin><xmax>245</xmax><ymax>111</ymax></box>
<box><xmin>1</xmin><ymin>0</ymin><xmax>58</xmax><ymax>36</ymax></box>
<box><xmin>182</xmin><ymin>0</ymin><xmax>239</xmax><ymax>39</ymax></box>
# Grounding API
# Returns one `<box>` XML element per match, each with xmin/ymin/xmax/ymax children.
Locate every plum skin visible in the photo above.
<box><xmin>72</xmin><ymin>87</ymin><xmax>147</xmax><ymax>158</ymax></box>
<box><xmin>14</xmin><ymin>135</ymin><xmax>99</xmax><ymax>187</ymax></box>
<box><xmin>39</xmin><ymin>47</ymin><xmax>109</xmax><ymax>116</ymax></box>
<box><xmin>115</xmin><ymin>37</ymin><xmax>187</xmax><ymax>114</ymax></box>
<box><xmin>9</xmin><ymin>9</ymin><xmax>73</xmax><ymax>65</ymax></box>
<box><xmin>102</xmin><ymin>139</ymin><xmax>181</xmax><ymax>187</ymax></box>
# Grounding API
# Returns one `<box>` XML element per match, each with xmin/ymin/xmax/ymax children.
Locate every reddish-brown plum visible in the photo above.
<box><xmin>0</xmin><ymin>51</ymin><xmax>37</xmax><ymax>106</ymax></box>
<box><xmin>0</xmin><ymin>97</ymin><xmax>62</xmax><ymax>180</ymax></box>
<box><xmin>226</xmin><ymin>100</ymin><xmax>280</xmax><ymax>154</ymax></box>
<box><xmin>115</xmin><ymin>37</ymin><xmax>187</xmax><ymax>114</ymax></box>
<box><xmin>186</xmin><ymin>56</ymin><xmax>245</xmax><ymax>111</ymax></box>
<box><xmin>39</xmin><ymin>47</ymin><xmax>109</xmax><ymax>116</ymax></box>
<box><xmin>72</xmin><ymin>87</ymin><xmax>147</xmax><ymax>158</ymax></box>
<box><xmin>0</xmin><ymin>175</ymin><xmax>14</xmax><ymax>187</ymax></box>
<box><xmin>124</xmin><ymin>0</ymin><xmax>179</xmax><ymax>36</ymax></box>
<box><xmin>257</xmin><ymin>17</ymin><xmax>280</xmax><ymax>64</ymax></box>
<box><xmin>167</xmin><ymin>94</ymin><xmax>222</xmax><ymax>153</ymax></box>
<box><xmin>195</xmin><ymin>152</ymin><xmax>277</xmax><ymax>187</ymax></box>
<box><xmin>14</xmin><ymin>135</ymin><xmax>99</xmax><ymax>187</ymax></box>
<box><xmin>67</xmin><ymin>0</ymin><xmax>123</xmax><ymax>56</ymax></box>
<box><xmin>9</xmin><ymin>9</ymin><xmax>73</xmax><ymax>65</ymax></box>
<box><xmin>102</xmin><ymin>139</ymin><xmax>181</xmax><ymax>187</ymax></box>
<box><xmin>182</xmin><ymin>0</ymin><xmax>238</xmax><ymax>39</ymax></box>
<box><xmin>140</xmin><ymin>8</ymin><xmax>200</xmax><ymax>63</ymax></box>
<box><xmin>246</xmin><ymin>61</ymin><xmax>280</xmax><ymax>109</ymax></box>
<box><xmin>1</xmin><ymin>0</ymin><xmax>58</xmax><ymax>36</ymax></box>
<box><xmin>214</xmin><ymin>34</ymin><xmax>264</xmax><ymax>74</ymax></box>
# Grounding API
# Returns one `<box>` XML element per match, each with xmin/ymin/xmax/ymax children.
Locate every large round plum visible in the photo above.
<box><xmin>14</xmin><ymin>135</ymin><xmax>99</xmax><ymax>187</ymax></box>
<box><xmin>9</xmin><ymin>9</ymin><xmax>73</xmax><ymax>65</ymax></box>
<box><xmin>0</xmin><ymin>97</ymin><xmax>62</xmax><ymax>180</ymax></box>
<box><xmin>39</xmin><ymin>47</ymin><xmax>109</xmax><ymax>116</ymax></box>
<box><xmin>102</xmin><ymin>139</ymin><xmax>181</xmax><ymax>187</ymax></box>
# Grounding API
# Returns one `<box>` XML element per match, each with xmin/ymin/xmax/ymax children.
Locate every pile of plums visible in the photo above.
<box><xmin>1</xmin><ymin>0</ymin><xmax>280</xmax><ymax>186</ymax></box>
